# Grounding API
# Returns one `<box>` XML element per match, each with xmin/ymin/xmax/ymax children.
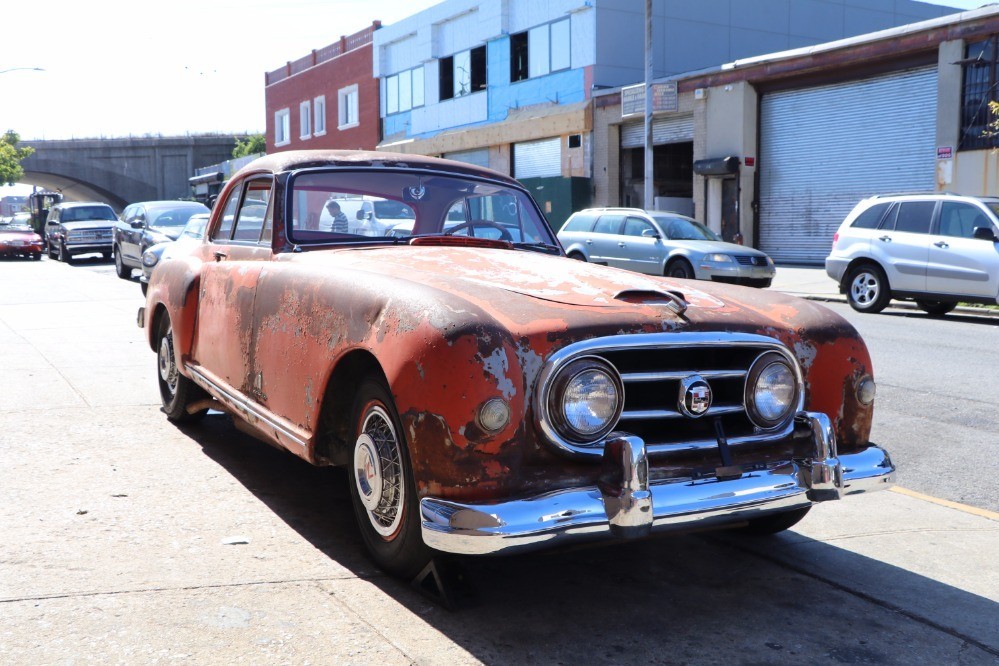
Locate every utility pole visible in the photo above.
<box><xmin>644</xmin><ymin>0</ymin><xmax>654</xmax><ymax>211</ymax></box>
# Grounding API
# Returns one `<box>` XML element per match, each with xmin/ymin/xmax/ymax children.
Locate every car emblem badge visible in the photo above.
<box><xmin>678</xmin><ymin>375</ymin><xmax>712</xmax><ymax>418</ymax></box>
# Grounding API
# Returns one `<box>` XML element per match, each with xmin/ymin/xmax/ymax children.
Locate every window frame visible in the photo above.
<box><xmin>510</xmin><ymin>18</ymin><xmax>570</xmax><ymax>83</ymax></box>
<box><xmin>338</xmin><ymin>84</ymin><xmax>359</xmax><ymax>130</ymax></box>
<box><xmin>959</xmin><ymin>35</ymin><xmax>998</xmax><ymax>151</ymax></box>
<box><xmin>299</xmin><ymin>100</ymin><xmax>312</xmax><ymax>140</ymax></box>
<box><xmin>386</xmin><ymin>66</ymin><xmax>426</xmax><ymax>114</ymax></box>
<box><xmin>274</xmin><ymin>108</ymin><xmax>291</xmax><ymax>147</ymax></box>
<box><xmin>313</xmin><ymin>95</ymin><xmax>326</xmax><ymax>136</ymax></box>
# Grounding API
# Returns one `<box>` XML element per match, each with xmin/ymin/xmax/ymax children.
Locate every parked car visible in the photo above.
<box><xmin>114</xmin><ymin>201</ymin><xmax>210</xmax><ymax>280</ymax></box>
<box><xmin>0</xmin><ymin>224</ymin><xmax>43</xmax><ymax>260</ymax></box>
<box><xmin>558</xmin><ymin>208</ymin><xmax>776</xmax><ymax>287</ymax></box>
<box><xmin>826</xmin><ymin>193</ymin><xmax>999</xmax><ymax>315</ymax></box>
<box><xmin>9</xmin><ymin>211</ymin><xmax>32</xmax><ymax>227</ymax></box>
<box><xmin>139</xmin><ymin>213</ymin><xmax>210</xmax><ymax>294</ymax></box>
<box><xmin>139</xmin><ymin>150</ymin><xmax>894</xmax><ymax>579</ymax></box>
<box><xmin>44</xmin><ymin>202</ymin><xmax>117</xmax><ymax>262</ymax></box>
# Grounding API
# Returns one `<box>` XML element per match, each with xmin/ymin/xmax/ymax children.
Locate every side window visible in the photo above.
<box><xmin>623</xmin><ymin>217</ymin><xmax>655</xmax><ymax>237</ymax></box>
<box><xmin>938</xmin><ymin>202</ymin><xmax>990</xmax><ymax>239</ymax></box>
<box><xmin>232</xmin><ymin>178</ymin><xmax>273</xmax><ymax>243</ymax></box>
<box><xmin>878</xmin><ymin>203</ymin><xmax>898</xmax><ymax>231</ymax></box>
<box><xmin>563</xmin><ymin>213</ymin><xmax>595</xmax><ymax>232</ymax></box>
<box><xmin>212</xmin><ymin>186</ymin><xmax>241</xmax><ymax>242</ymax></box>
<box><xmin>593</xmin><ymin>215</ymin><xmax>624</xmax><ymax>235</ymax></box>
<box><xmin>850</xmin><ymin>202</ymin><xmax>890</xmax><ymax>230</ymax></box>
<box><xmin>894</xmin><ymin>201</ymin><xmax>935</xmax><ymax>234</ymax></box>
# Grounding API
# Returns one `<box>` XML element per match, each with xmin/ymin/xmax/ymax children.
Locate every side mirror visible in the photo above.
<box><xmin>130</xmin><ymin>220</ymin><xmax>145</xmax><ymax>229</ymax></box>
<box><xmin>642</xmin><ymin>229</ymin><xmax>662</xmax><ymax>240</ymax></box>
<box><xmin>356</xmin><ymin>210</ymin><xmax>372</xmax><ymax>221</ymax></box>
<box><xmin>973</xmin><ymin>226</ymin><xmax>998</xmax><ymax>242</ymax></box>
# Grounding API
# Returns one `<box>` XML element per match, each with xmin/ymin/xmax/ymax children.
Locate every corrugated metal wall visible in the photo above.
<box><xmin>443</xmin><ymin>148</ymin><xmax>490</xmax><ymax>168</ymax></box>
<box><xmin>514</xmin><ymin>137</ymin><xmax>562</xmax><ymax>179</ymax></box>
<box><xmin>759</xmin><ymin>67</ymin><xmax>937</xmax><ymax>264</ymax></box>
<box><xmin>621</xmin><ymin>115</ymin><xmax>694</xmax><ymax>148</ymax></box>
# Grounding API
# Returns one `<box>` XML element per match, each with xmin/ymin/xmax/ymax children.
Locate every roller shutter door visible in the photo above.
<box><xmin>621</xmin><ymin>115</ymin><xmax>694</xmax><ymax>148</ymax></box>
<box><xmin>759</xmin><ymin>67</ymin><xmax>936</xmax><ymax>264</ymax></box>
<box><xmin>444</xmin><ymin>148</ymin><xmax>490</xmax><ymax>168</ymax></box>
<box><xmin>513</xmin><ymin>138</ymin><xmax>561</xmax><ymax>179</ymax></box>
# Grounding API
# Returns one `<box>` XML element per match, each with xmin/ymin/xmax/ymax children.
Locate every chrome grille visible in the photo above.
<box><xmin>535</xmin><ymin>332</ymin><xmax>803</xmax><ymax>459</ymax></box>
<box><xmin>734</xmin><ymin>255</ymin><xmax>766</xmax><ymax>266</ymax></box>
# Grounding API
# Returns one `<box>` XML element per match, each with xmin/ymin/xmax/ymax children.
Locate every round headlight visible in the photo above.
<box><xmin>141</xmin><ymin>249</ymin><xmax>159</xmax><ymax>267</ymax></box>
<box><xmin>745</xmin><ymin>351</ymin><xmax>799</xmax><ymax>429</ymax></box>
<box><xmin>548</xmin><ymin>357</ymin><xmax>623</xmax><ymax>444</ymax></box>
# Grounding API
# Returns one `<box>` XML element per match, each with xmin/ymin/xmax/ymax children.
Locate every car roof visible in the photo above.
<box><xmin>134</xmin><ymin>200</ymin><xmax>208</xmax><ymax>208</ymax></box>
<box><xmin>236</xmin><ymin>150</ymin><xmax>522</xmax><ymax>188</ymax></box>
<box><xmin>571</xmin><ymin>208</ymin><xmax>697</xmax><ymax>220</ymax></box>
<box><xmin>56</xmin><ymin>201</ymin><xmax>114</xmax><ymax>208</ymax></box>
<box><xmin>867</xmin><ymin>192</ymin><xmax>999</xmax><ymax>203</ymax></box>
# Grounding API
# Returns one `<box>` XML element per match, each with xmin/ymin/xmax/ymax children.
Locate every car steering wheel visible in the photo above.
<box><xmin>443</xmin><ymin>220</ymin><xmax>513</xmax><ymax>241</ymax></box>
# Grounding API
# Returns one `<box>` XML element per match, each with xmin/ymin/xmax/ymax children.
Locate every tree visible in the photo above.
<box><xmin>0</xmin><ymin>130</ymin><xmax>34</xmax><ymax>186</ymax></box>
<box><xmin>232</xmin><ymin>134</ymin><xmax>266</xmax><ymax>159</ymax></box>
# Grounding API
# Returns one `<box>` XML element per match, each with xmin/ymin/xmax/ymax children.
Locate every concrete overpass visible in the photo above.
<box><xmin>20</xmin><ymin>136</ymin><xmax>244</xmax><ymax>211</ymax></box>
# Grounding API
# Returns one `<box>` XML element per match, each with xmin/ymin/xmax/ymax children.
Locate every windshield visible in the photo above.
<box><xmin>62</xmin><ymin>205</ymin><xmax>117</xmax><ymax>222</ymax></box>
<box><xmin>149</xmin><ymin>205</ymin><xmax>209</xmax><ymax>228</ymax></box>
<box><xmin>181</xmin><ymin>215</ymin><xmax>209</xmax><ymax>239</ymax></box>
<box><xmin>653</xmin><ymin>215</ymin><xmax>721</xmax><ymax>241</ymax></box>
<box><xmin>288</xmin><ymin>170</ymin><xmax>556</xmax><ymax>247</ymax></box>
<box><xmin>984</xmin><ymin>202</ymin><xmax>999</xmax><ymax>220</ymax></box>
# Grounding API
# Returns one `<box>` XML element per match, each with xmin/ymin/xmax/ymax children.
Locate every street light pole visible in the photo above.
<box><xmin>644</xmin><ymin>0</ymin><xmax>654</xmax><ymax>211</ymax></box>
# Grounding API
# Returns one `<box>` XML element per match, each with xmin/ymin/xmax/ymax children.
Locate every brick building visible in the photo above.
<box><xmin>264</xmin><ymin>23</ymin><xmax>381</xmax><ymax>153</ymax></box>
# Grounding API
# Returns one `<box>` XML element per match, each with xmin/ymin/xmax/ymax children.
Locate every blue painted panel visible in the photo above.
<box><xmin>487</xmin><ymin>69</ymin><xmax>587</xmax><ymax>122</ymax></box>
<box><xmin>383</xmin><ymin>111</ymin><xmax>412</xmax><ymax>138</ymax></box>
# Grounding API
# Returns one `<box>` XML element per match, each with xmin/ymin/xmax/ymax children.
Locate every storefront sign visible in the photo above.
<box><xmin>937</xmin><ymin>146</ymin><xmax>953</xmax><ymax>159</ymax></box>
<box><xmin>621</xmin><ymin>82</ymin><xmax>679</xmax><ymax>117</ymax></box>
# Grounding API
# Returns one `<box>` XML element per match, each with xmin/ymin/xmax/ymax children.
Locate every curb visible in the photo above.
<box><xmin>797</xmin><ymin>293</ymin><xmax>999</xmax><ymax>319</ymax></box>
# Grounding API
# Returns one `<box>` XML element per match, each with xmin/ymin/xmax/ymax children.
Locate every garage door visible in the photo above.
<box><xmin>620</xmin><ymin>115</ymin><xmax>694</xmax><ymax>148</ymax></box>
<box><xmin>444</xmin><ymin>148</ymin><xmax>490</xmax><ymax>168</ymax></box>
<box><xmin>759</xmin><ymin>67</ymin><xmax>937</xmax><ymax>264</ymax></box>
<box><xmin>513</xmin><ymin>138</ymin><xmax>561</xmax><ymax>179</ymax></box>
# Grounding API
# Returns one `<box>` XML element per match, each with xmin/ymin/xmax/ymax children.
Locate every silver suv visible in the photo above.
<box><xmin>826</xmin><ymin>193</ymin><xmax>999</xmax><ymax>315</ymax></box>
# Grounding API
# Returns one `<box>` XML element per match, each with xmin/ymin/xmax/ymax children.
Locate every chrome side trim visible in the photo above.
<box><xmin>186</xmin><ymin>364</ymin><xmax>308</xmax><ymax>450</ymax></box>
<box><xmin>534</xmin><ymin>332</ymin><xmax>805</xmax><ymax>460</ymax></box>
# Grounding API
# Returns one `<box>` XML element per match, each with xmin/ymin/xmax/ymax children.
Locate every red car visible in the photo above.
<box><xmin>0</xmin><ymin>224</ymin><xmax>43</xmax><ymax>260</ymax></box>
<box><xmin>139</xmin><ymin>151</ymin><xmax>894</xmax><ymax>579</ymax></box>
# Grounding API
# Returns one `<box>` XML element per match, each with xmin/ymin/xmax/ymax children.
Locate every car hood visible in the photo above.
<box><xmin>0</xmin><ymin>231</ymin><xmax>41</xmax><ymax>241</ymax></box>
<box><xmin>289</xmin><ymin>246</ymin><xmax>840</xmax><ymax>339</ymax></box>
<box><xmin>150</xmin><ymin>225</ymin><xmax>184</xmax><ymax>240</ymax></box>
<box><xmin>60</xmin><ymin>220</ymin><xmax>115</xmax><ymax>231</ymax></box>
<box><xmin>668</xmin><ymin>239</ymin><xmax>767</xmax><ymax>256</ymax></box>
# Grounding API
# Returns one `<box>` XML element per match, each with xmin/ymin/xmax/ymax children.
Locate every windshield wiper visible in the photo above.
<box><xmin>513</xmin><ymin>241</ymin><xmax>561</xmax><ymax>255</ymax></box>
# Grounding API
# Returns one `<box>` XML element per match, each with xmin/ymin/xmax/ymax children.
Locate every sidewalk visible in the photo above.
<box><xmin>771</xmin><ymin>264</ymin><xmax>999</xmax><ymax>318</ymax></box>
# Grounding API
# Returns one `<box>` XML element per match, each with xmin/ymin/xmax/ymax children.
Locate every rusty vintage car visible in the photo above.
<box><xmin>139</xmin><ymin>151</ymin><xmax>894</xmax><ymax>578</ymax></box>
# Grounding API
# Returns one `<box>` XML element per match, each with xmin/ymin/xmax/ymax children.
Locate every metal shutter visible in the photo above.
<box><xmin>759</xmin><ymin>67</ymin><xmax>937</xmax><ymax>264</ymax></box>
<box><xmin>444</xmin><ymin>148</ymin><xmax>490</xmax><ymax>168</ymax></box>
<box><xmin>514</xmin><ymin>138</ymin><xmax>562</xmax><ymax>179</ymax></box>
<box><xmin>621</xmin><ymin>115</ymin><xmax>694</xmax><ymax>148</ymax></box>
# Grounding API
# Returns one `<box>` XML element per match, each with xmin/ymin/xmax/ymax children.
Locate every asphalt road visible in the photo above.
<box><xmin>0</xmin><ymin>255</ymin><xmax>996</xmax><ymax>664</ymax></box>
<box><xmin>818</xmin><ymin>301</ymin><xmax>999</xmax><ymax>513</ymax></box>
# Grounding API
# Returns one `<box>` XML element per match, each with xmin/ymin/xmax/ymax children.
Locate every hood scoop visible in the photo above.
<box><xmin>613</xmin><ymin>289</ymin><xmax>688</xmax><ymax>315</ymax></box>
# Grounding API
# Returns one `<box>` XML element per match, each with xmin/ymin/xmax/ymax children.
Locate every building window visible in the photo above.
<box><xmin>338</xmin><ymin>85</ymin><xmax>359</xmax><ymax>129</ymax></box>
<box><xmin>300</xmin><ymin>100</ymin><xmax>311</xmax><ymax>139</ymax></box>
<box><xmin>314</xmin><ymin>96</ymin><xmax>326</xmax><ymax>135</ymax></box>
<box><xmin>274</xmin><ymin>108</ymin><xmax>290</xmax><ymax>146</ymax></box>
<box><xmin>960</xmin><ymin>35</ymin><xmax>998</xmax><ymax>150</ymax></box>
<box><xmin>385</xmin><ymin>66</ymin><xmax>425</xmax><ymax>114</ymax></box>
<box><xmin>439</xmin><ymin>45</ymin><xmax>486</xmax><ymax>101</ymax></box>
<box><xmin>510</xmin><ymin>18</ymin><xmax>570</xmax><ymax>83</ymax></box>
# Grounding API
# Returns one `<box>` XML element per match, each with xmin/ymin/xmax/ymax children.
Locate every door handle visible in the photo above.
<box><xmin>618</xmin><ymin>242</ymin><xmax>627</xmax><ymax>247</ymax></box>
<box><xmin>585</xmin><ymin>239</ymin><xmax>593</xmax><ymax>245</ymax></box>
<box><xmin>933</xmin><ymin>241</ymin><xmax>949</xmax><ymax>248</ymax></box>
<box><xmin>213</xmin><ymin>250</ymin><xmax>227</xmax><ymax>261</ymax></box>
<box><xmin>878</xmin><ymin>236</ymin><xmax>892</xmax><ymax>242</ymax></box>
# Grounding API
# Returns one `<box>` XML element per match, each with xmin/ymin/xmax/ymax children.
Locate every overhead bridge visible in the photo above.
<box><xmin>21</xmin><ymin>135</ymin><xmax>243</xmax><ymax>210</ymax></box>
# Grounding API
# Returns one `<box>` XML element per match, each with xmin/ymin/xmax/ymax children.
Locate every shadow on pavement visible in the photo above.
<box><xmin>177</xmin><ymin>414</ymin><xmax>998</xmax><ymax>663</ymax></box>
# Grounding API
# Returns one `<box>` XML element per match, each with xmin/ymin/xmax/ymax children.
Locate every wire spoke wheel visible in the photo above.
<box><xmin>354</xmin><ymin>405</ymin><xmax>406</xmax><ymax>539</ymax></box>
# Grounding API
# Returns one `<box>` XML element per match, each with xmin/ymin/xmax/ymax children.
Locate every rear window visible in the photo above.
<box><xmin>850</xmin><ymin>202</ymin><xmax>890</xmax><ymax>229</ymax></box>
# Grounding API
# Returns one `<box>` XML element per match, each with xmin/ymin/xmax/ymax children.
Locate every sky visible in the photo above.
<box><xmin>0</xmin><ymin>0</ymin><xmax>988</xmax><ymax>197</ymax></box>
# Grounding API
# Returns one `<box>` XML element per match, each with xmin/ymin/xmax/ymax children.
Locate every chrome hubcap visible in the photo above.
<box><xmin>850</xmin><ymin>272</ymin><xmax>879</xmax><ymax>306</ymax></box>
<box><xmin>158</xmin><ymin>325</ymin><xmax>178</xmax><ymax>396</ymax></box>
<box><xmin>353</xmin><ymin>406</ymin><xmax>404</xmax><ymax>537</ymax></box>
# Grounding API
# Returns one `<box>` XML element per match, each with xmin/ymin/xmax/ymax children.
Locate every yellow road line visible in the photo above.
<box><xmin>890</xmin><ymin>486</ymin><xmax>999</xmax><ymax>521</ymax></box>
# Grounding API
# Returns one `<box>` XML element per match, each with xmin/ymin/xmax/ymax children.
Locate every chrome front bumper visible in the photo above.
<box><xmin>420</xmin><ymin>412</ymin><xmax>894</xmax><ymax>556</ymax></box>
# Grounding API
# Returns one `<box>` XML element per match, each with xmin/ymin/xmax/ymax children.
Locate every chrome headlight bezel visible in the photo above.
<box><xmin>542</xmin><ymin>355</ymin><xmax>624</xmax><ymax>446</ymax></box>
<box><xmin>141</xmin><ymin>249</ymin><xmax>160</xmax><ymax>267</ymax></box>
<box><xmin>744</xmin><ymin>350</ymin><xmax>801</xmax><ymax>430</ymax></box>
